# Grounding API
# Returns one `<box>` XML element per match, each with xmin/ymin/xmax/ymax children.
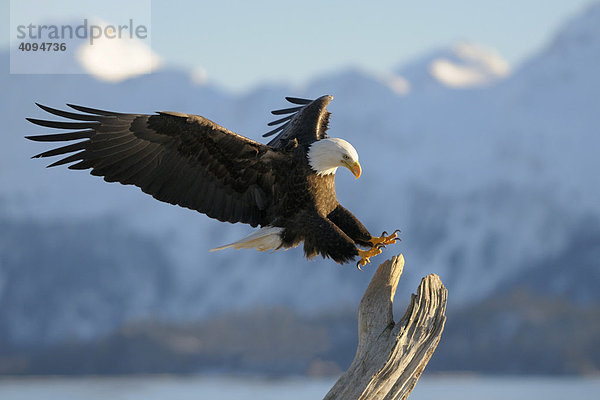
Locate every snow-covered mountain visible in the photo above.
<box><xmin>1</xmin><ymin>2</ymin><xmax>599</xmax><ymax>346</ymax></box>
<box><xmin>396</xmin><ymin>41</ymin><xmax>510</xmax><ymax>92</ymax></box>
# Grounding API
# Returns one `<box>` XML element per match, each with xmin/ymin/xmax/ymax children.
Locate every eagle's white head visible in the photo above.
<box><xmin>307</xmin><ymin>138</ymin><xmax>361</xmax><ymax>178</ymax></box>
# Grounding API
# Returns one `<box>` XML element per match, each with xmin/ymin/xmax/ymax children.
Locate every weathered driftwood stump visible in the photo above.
<box><xmin>324</xmin><ymin>254</ymin><xmax>447</xmax><ymax>400</ymax></box>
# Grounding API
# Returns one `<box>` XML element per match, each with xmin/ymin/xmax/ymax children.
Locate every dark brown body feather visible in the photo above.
<box><xmin>26</xmin><ymin>97</ymin><xmax>373</xmax><ymax>264</ymax></box>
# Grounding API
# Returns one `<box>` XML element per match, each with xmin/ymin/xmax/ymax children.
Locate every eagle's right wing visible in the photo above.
<box><xmin>263</xmin><ymin>95</ymin><xmax>333</xmax><ymax>149</ymax></box>
<box><xmin>26</xmin><ymin>104</ymin><xmax>286</xmax><ymax>227</ymax></box>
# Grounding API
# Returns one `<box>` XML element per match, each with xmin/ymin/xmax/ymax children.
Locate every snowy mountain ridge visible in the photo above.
<box><xmin>396</xmin><ymin>41</ymin><xmax>510</xmax><ymax>91</ymax></box>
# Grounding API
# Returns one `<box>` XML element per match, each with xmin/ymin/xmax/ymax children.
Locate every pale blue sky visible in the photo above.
<box><xmin>3</xmin><ymin>0</ymin><xmax>597</xmax><ymax>92</ymax></box>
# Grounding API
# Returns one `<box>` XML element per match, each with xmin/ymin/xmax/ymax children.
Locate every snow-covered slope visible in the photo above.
<box><xmin>1</xmin><ymin>3</ymin><xmax>599</xmax><ymax>345</ymax></box>
<box><xmin>396</xmin><ymin>41</ymin><xmax>510</xmax><ymax>92</ymax></box>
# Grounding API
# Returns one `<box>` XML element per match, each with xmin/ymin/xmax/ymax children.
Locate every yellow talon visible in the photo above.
<box><xmin>370</xmin><ymin>229</ymin><xmax>401</xmax><ymax>247</ymax></box>
<box><xmin>356</xmin><ymin>246</ymin><xmax>383</xmax><ymax>270</ymax></box>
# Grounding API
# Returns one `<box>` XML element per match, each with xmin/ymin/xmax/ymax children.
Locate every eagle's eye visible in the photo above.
<box><xmin>343</xmin><ymin>154</ymin><xmax>350</xmax><ymax>160</ymax></box>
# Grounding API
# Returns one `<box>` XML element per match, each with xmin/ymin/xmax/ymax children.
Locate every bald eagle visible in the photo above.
<box><xmin>26</xmin><ymin>95</ymin><xmax>399</xmax><ymax>267</ymax></box>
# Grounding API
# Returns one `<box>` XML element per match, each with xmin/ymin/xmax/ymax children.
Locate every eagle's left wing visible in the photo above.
<box><xmin>26</xmin><ymin>103</ymin><xmax>286</xmax><ymax>227</ymax></box>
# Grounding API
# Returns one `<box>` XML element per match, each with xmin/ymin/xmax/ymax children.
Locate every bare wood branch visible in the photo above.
<box><xmin>323</xmin><ymin>254</ymin><xmax>447</xmax><ymax>400</ymax></box>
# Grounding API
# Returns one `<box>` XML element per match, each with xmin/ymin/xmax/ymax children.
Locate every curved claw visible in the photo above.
<box><xmin>370</xmin><ymin>229</ymin><xmax>402</xmax><ymax>247</ymax></box>
<box><xmin>356</xmin><ymin>246</ymin><xmax>382</xmax><ymax>269</ymax></box>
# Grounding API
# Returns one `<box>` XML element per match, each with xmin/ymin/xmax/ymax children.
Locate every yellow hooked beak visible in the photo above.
<box><xmin>343</xmin><ymin>160</ymin><xmax>362</xmax><ymax>179</ymax></box>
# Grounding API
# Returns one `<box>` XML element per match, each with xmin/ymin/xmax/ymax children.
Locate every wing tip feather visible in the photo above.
<box><xmin>285</xmin><ymin>96</ymin><xmax>312</xmax><ymax>105</ymax></box>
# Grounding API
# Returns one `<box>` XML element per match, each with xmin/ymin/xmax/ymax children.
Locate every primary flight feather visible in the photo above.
<box><xmin>27</xmin><ymin>95</ymin><xmax>399</xmax><ymax>267</ymax></box>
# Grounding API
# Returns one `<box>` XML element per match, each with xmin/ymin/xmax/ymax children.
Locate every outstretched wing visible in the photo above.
<box><xmin>263</xmin><ymin>95</ymin><xmax>333</xmax><ymax>149</ymax></box>
<box><xmin>26</xmin><ymin>104</ymin><xmax>285</xmax><ymax>227</ymax></box>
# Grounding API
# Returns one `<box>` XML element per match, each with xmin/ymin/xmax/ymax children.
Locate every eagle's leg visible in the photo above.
<box><xmin>370</xmin><ymin>229</ymin><xmax>401</xmax><ymax>247</ymax></box>
<box><xmin>357</xmin><ymin>246</ymin><xmax>383</xmax><ymax>270</ymax></box>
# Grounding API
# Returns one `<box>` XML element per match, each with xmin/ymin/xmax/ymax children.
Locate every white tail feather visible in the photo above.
<box><xmin>210</xmin><ymin>226</ymin><xmax>285</xmax><ymax>252</ymax></box>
